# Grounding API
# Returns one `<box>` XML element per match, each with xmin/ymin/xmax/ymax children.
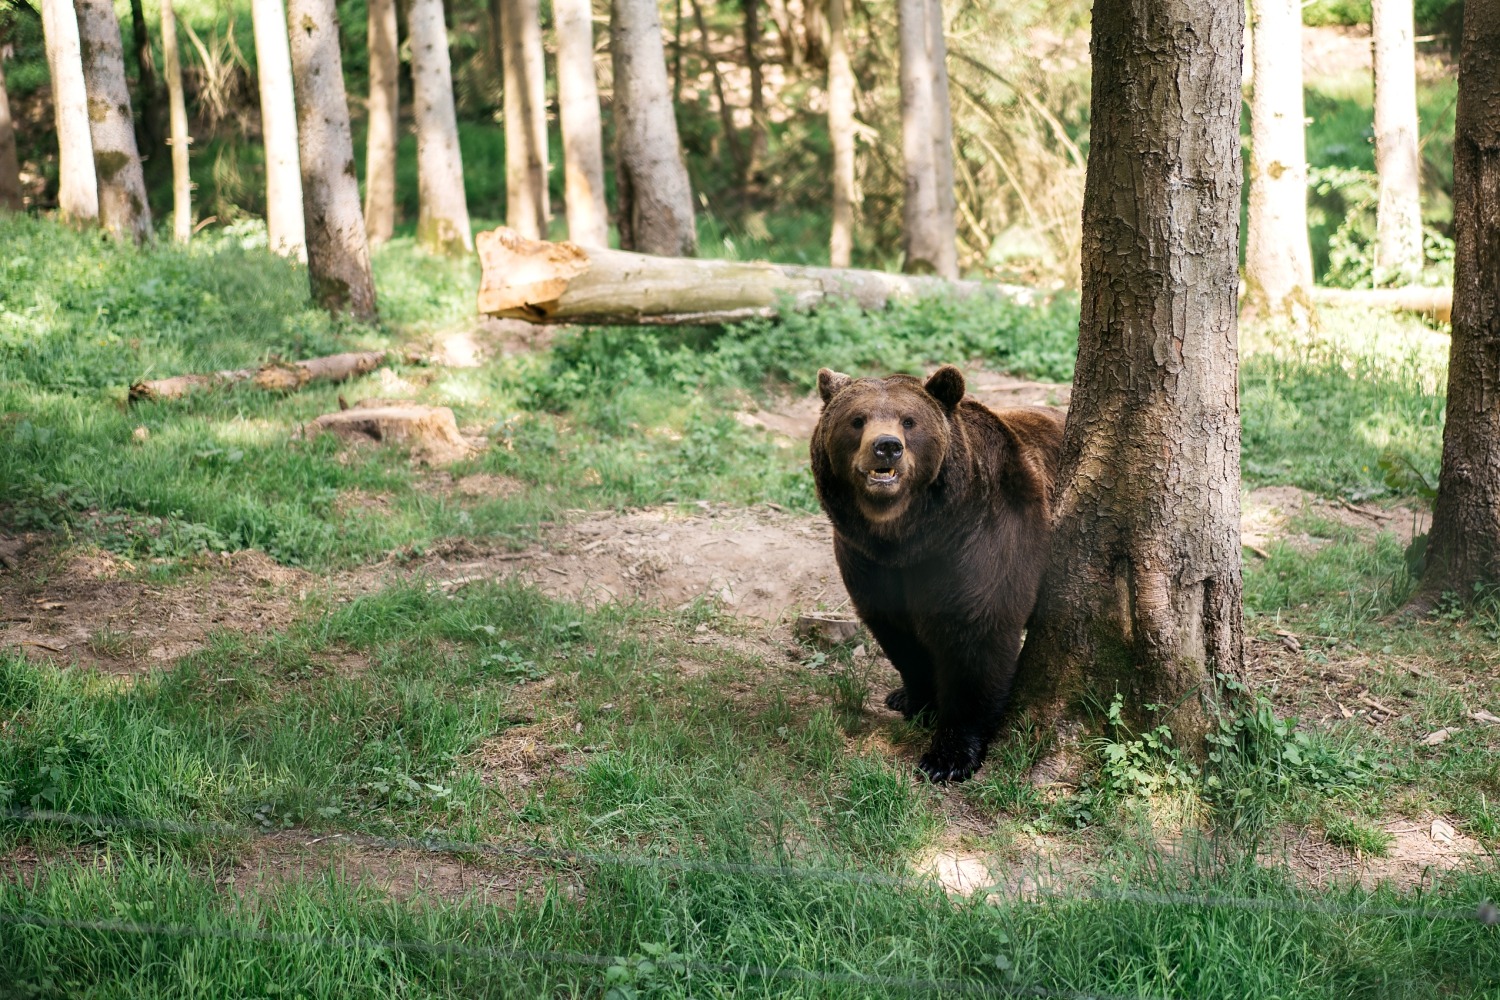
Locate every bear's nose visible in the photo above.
<box><xmin>872</xmin><ymin>435</ymin><xmax>904</xmax><ymax>464</ymax></box>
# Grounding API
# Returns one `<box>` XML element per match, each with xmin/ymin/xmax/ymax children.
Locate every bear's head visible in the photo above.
<box><xmin>812</xmin><ymin>365</ymin><xmax>966</xmax><ymax>525</ymax></box>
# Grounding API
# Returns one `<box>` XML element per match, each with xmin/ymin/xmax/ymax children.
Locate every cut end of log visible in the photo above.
<box><xmin>476</xmin><ymin>228</ymin><xmax>592</xmax><ymax>319</ymax></box>
<box><xmin>794</xmin><ymin>611</ymin><xmax>864</xmax><ymax>647</ymax></box>
<box><xmin>304</xmin><ymin>400</ymin><xmax>475</xmax><ymax>465</ymax></box>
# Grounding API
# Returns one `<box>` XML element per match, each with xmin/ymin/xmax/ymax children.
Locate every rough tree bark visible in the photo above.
<box><xmin>896</xmin><ymin>0</ymin><xmax>953</xmax><ymax>277</ymax></box>
<box><xmin>250</xmin><ymin>0</ymin><xmax>306</xmax><ymax>257</ymax></box>
<box><xmin>76</xmin><ymin>0</ymin><xmax>154</xmax><ymax>243</ymax></box>
<box><xmin>1372</xmin><ymin>0</ymin><xmax>1424</xmax><ymax>282</ymax></box>
<box><xmin>160</xmin><ymin>0</ymin><xmax>191</xmax><ymax>241</ymax></box>
<box><xmin>501</xmin><ymin>0</ymin><xmax>549</xmax><ymax>237</ymax></box>
<box><xmin>409</xmin><ymin>0</ymin><xmax>472</xmax><ymax>254</ymax></box>
<box><xmin>1413</xmin><ymin>0</ymin><xmax>1500</xmax><ymax>608</ymax></box>
<box><xmin>927</xmin><ymin>0</ymin><xmax>956</xmax><ymax>279</ymax></box>
<box><xmin>611</xmin><ymin>0</ymin><xmax>697</xmax><ymax>255</ymax></box>
<box><xmin>1244</xmin><ymin>0</ymin><xmax>1312</xmax><ymax>321</ymax></box>
<box><xmin>827</xmin><ymin>0</ymin><xmax>855</xmax><ymax>266</ymax></box>
<box><xmin>41</xmin><ymin>0</ymin><xmax>98</xmax><ymax>223</ymax></box>
<box><xmin>286</xmin><ymin>0</ymin><xmax>378</xmax><ymax>318</ymax></box>
<box><xmin>1009</xmin><ymin>0</ymin><xmax>1245</xmax><ymax>751</ymax></box>
<box><xmin>0</xmin><ymin>51</ymin><xmax>22</xmax><ymax>210</ymax></box>
<box><xmin>554</xmin><ymin>0</ymin><xmax>610</xmax><ymax>247</ymax></box>
<box><xmin>364</xmin><ymin>0</ymin><xmax>400</xmax><ymax>245</ymax></box>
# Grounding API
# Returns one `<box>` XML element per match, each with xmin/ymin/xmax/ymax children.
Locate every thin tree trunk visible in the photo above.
<box><xmin>76</xmin><ymin>0</ymin><xmax>154</xmax><ymax>243</ymax></box>
<box><xmin>1010</xmin><ymin>0</ymin><xmax>1245</xmax><ymax>752</ymax></box>
<box><xmin>688</xmin><ymin>0</ymin><xmax>743</xmax><ymax>179</ymax></box>
<box><xmin>1244</xmin><ymin>0</ymin><xmax>1312</xmax><ymax>321</ymax></box>
<box><xmin>128</xmin><ymin>0</ymin><xmax>163</xmax><ymax>163</ymax></box>
<box><xmin>1372</xmin><ymin>0</ymin><xmax>1423</xmax><ymax>283</ymax></box>
<box><xmin>555</xmin><ymin>0</ymin><xmax>609</xmax><ymax>247</ymax></box>
<box><xmin>286</xmin><ymin>0</ymin><xmax>378</xmax><ymax>318</ymax></box>
<box><xmin>409</xmin><ymin>0</ymin><xmax>471</xmax><ymax>254</ymax></box>
<box><xmin>926</xmin><ymin>0</ymin><xmax>957</xmax><ymax>279</ymax></box>
<box><xmin>611</xmin><ymin>0</ymin><xmax>697</xmax><ymax>255</ymax></box>
<box><xmin>672</xmin><ymin>0</ymin><xmax>683</xmax><ymax>105</ymax></box>
<box><xmin>160</xmin><ymin>0</ymin><xmax>191</xmax><ymax>241</ymax></box>
<box><xmin>827</xmin><ymin>0</ymin><xmax>855</xmax><ymax>266</ymax></box>
<box><xmin>1414</xmin><ymin>0</ymin><xmax>1500</xmax><ymax>608</ymax></box>
<box><xmin>250</xmin><ymin>0</ymin><xmax>306</xmax><ymax>258</ymax></box>
<box><xmin>0</xmin><ymin>53</ymin><xmax>22</xmax><ymax>210</ymax></box>
<box><xmin>745</xmin><ymin>0</ymin><xmax>767</xmax><ymax>193</ymax></box>
<box><xmin>896</xmin><ymin>0</ymin><xmax>943</xmax><ymax>275</ymax></box>
<box><xmin>365</xmin><ymin>0</ymin><xmax>400</xmax><ymax>245</ymax></box>
<box><xmin>41</xmin><ymin>0</ymin><xmax>98</xmax><ymax>223</ymax></box>
<box><xmin>502</xmin><ymin>0</ymin><xmax>549</xmax><ymax>237</ymax></box>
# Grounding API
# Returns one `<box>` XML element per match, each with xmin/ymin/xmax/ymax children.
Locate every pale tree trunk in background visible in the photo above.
<box><xmin>41</xmin><ymin>0</ymin><xmax>98</xmax><ymax>223</ymax></box>
<box><xmin>365</xmin><ymin>0</ymin><xmax>400</xmax><ymax>245</ymax></box>
<box><xmin>0</xmin><ymin>55</ymin><xmax>22</xmax><ymax>210</ymax></box>
<box><xmin>409</xmin><ymin>0</ymin><xmax>472</xmax><ymax>254</ymax></box>
<box><xmin>77</xmin><ymin>0</ymin><xmax>154</xmax><ymax>243</ymax></box>
<box><xmin>1244</xmin><ymin>0</ymin><xmax>1312</xmax><ymax>321</ymax></box>
<box><xmin>1414</xmin><ymin>0</ymin><xmax>1500</xmax><ymax>609</ymax></box>
<box><xmin>286</xmin><ymin>0</ymin><xmax>378</xmax><ymax>318</ymax></box>
<box><xmin>502</xmin><ymin>0</ymin><xmax>549</xmax><ymax>237</ymax></box>
<box><xmin>926</xmin><ymin>0</ymin><xmax>957</xmax><ymax>279</ymax></box>
<box><xmin>1011</xmin><ymin>0</ymin><xmax>1245</xmax><ymax>754</ymax></box>
<box><xmin>1372</xmin><ymin>0</ymin><xmax>1423</xmax><ymax>283</ymax></box>
<box><xmin>611</xmin><ymin>0</ymin><xmax>697</xmax><ymax>255</ymax></box>
<box><xmin>161</xmin><ymin>0</ymin><xmax>191</xmax><ymax>241</ymax></box>
<box><xmin>554</xmin><ymin>0</ymin><xmax>609</xmax><ymax>247</ymax></box>
<box><xmin>250</xmin><ymin>0</ymin><xmax>305</xmax><ymax>257</ymax></box>
<box><xmin>827</xmin><ymin>0</ymin><xmax>855</xmax><ymax>266</ymax></box>
<box><xmin>745</xmin><ymin>0</ymin><xmax>767</xmax><ymax>193</ymax></box>
<box><xmin>896</xmin><ymin>0</ymin><xmax>948</xmax><ymax>276</ymax></box>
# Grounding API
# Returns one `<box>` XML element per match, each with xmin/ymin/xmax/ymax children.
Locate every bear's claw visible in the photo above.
<box><xmin>917</xmin><ymin>735</ymin><xmax>985</xmax><ymax>783</ymax></box>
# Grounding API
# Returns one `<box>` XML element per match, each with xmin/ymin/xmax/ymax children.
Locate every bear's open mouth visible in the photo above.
<box><xmin>867</xmin><ymin>468</ymin><xmax>900</xmax><ymax>488</ymax></box>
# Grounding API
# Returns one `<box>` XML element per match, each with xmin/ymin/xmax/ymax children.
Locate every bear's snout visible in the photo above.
<box><xmin>871</xmin><ymin>435</ymin><xmax>904</xmax><ymax>465</ymax></box>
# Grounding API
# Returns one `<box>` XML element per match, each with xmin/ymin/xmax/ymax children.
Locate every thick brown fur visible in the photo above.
<box><xmin>809</xmin><ymin>365</ymin><xmax>1064</xmax><ymax>782</ymax></box>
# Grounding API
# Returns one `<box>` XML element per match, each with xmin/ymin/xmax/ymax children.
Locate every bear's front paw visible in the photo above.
<box><xmin>884</xmin><ymin>687</ymin><xmax>933</xmax><ymax>720</ymax></box>
<box><xmin>917</xmin><ymin>733</ymin><xmax>986</xmax><ymax>783</ymax></box>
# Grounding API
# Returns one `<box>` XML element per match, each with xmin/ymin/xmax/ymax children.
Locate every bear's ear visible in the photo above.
<box><xmin>924</xmin><ymin>365</ymin><xmax>966</xmax><ymax>411</ymax></box>
<box><xmin>817</xmin><ymin>369</ymin><xmax>853</xmax><ymax>405</ymax></box>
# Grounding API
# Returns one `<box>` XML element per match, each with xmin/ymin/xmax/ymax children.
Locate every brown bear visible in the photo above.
<box><xmin>809</xmin><ymin>365</ymin><xmax>1065</xmax><ymax>782</ymax></box>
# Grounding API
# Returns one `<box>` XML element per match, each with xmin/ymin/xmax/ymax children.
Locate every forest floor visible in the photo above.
<box><xmin>0</xmin><ymin>214</ymin><xmax>1495</xmax><ymax>997</ymax></box>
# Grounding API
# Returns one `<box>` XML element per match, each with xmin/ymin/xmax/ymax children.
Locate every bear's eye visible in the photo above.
<box><xmin>902</xmin><ymin>417</ymin><xmax>916</xmax><ymax>430</ymax></box>
<box><xmin>851</xmin><ymin>416</ymin><xmax>865</xmax><ymax>430</ymax></box>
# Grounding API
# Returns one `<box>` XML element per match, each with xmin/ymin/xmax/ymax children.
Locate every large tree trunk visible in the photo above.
<box><xmin>409</xmin><ymin>0</ymin><xmax>472</xmax><ymax>254</ymax></box>
<box><xmin>611</xmin><ymin>0</ymin><xmax>697</xmax><ymax>256</ymax></box>
<box><xmin>160</xmin><ymin>0</ymin><xmax>191</xmax><ymax>242</ymax></box>
<box><xmin>41</xmin><ymin>0</ymin><xmax>98</xmax><ymax>223</ymax></box>
<box><xmin>554</xmin><ymin>0</ymin><xmax>609</xmax><ymax>247</ymax></box>
<box><xmin>502</xmin><ymin>0</ymin><xmax>549</xmax><ymax>238</ymax></box>
<box><xmin>0</xmin><ymin>52</ymin><xmax>22</xmax><ymax>211</ymax></box>
<box><xmin>364</xmin><ymin>0</ymin><xmax>400</xmax><ymax>245</ymax></box>
<box><xmin>76</xmin><ymin>0</ymin><xmax>154</xmax><ymax>243</ymax></box>
<box><xmin>1414</xmin><ymin>0</ymin><xmax>1500</xmax><ymax>608</ymax></box>
<box><xmin>1010</xmin><ymin>0</ymin><xmax>1245</xmax><ymax>751</ymax></box>
<box><xmin>250</xmin><ymin>0</ymin><xmax>306</xmax><ymax>258</ymax></box>
<box><xmin>826</xmin><ymin>0</ymin><xmax>854</xmax><ymax>267</ymax></box>
<box><xmin>1372</xmin><ymin>0</ymin><xmax>1424</xmax><ymax>283</ymax></box>
<box><xmin>896</xmin><ymin>0</ymin><xmax>951</xmax><ymax>276</ymax></box>
<box><xmin>286</xmin><ymin>0</ymin><xmax>378</xmax><ymax>318</ymax></box>
<box><xmin>1244</xmin><ymin>0</ymin><xmax>1312</xmax><ymax>321</ymax></box>
<box><xmin>475</xmin><ymin>227</ymin><xmax>1028</xmax><ymax>324</ymax></box>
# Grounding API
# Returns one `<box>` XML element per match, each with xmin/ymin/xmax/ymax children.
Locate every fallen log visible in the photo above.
<box><xmin>129</xmin><ymin>351</ymin><xmax>388</xmax><ymax>402</ymax></box>
<box><xmin>476</xmin><ymin>227</ymin><xmax>1040</xmax><ymax>326</ymax></box>
<box><xmin>1311</xmin><ymin>286</ymin><xmax>1453</xmax><ymax>324</ymax></box>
